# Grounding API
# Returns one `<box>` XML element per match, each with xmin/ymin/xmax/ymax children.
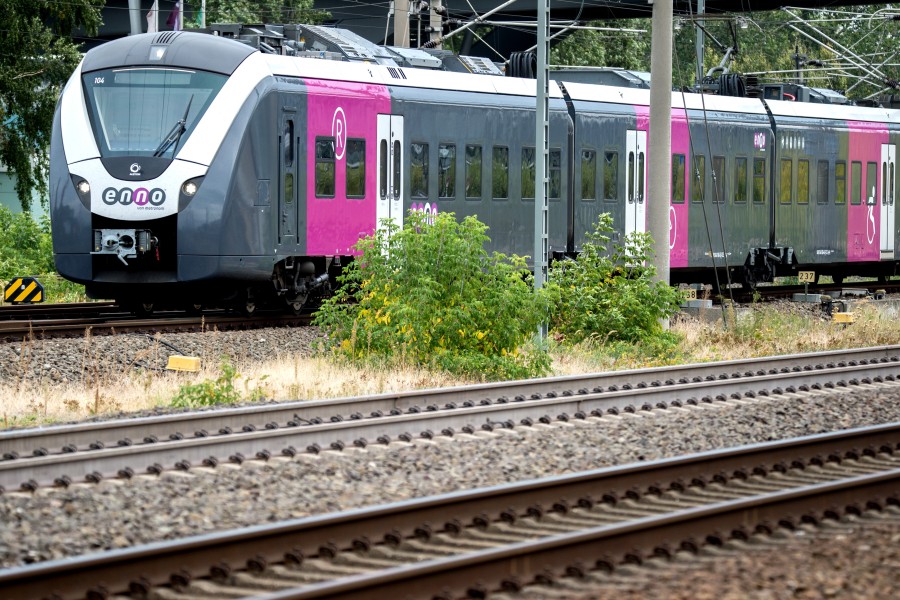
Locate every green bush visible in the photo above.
<box><xmin>169</xmin><ymin>358</ymin><xmax>269</xmax><ymax>408</ymax></box>
<box><xmin>315</xmin><ymin>211</ymin><xmax>551</xmax><ymax>380</ymax></box>
<box><xmin>546</xmin><ymin>214</ymin><xmax>683</xmax><ymax>345</ymax></box>
<box><xmin>0</xmin><ymin>206</ymin><xmax>85</xmax><ymax>303</ymax></box>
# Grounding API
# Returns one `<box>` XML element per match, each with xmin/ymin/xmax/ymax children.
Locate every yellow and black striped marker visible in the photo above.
<box><xmin>3</xmin><ymin>277</ymin><xmax>44</xmax><ymax>304</ymax></box>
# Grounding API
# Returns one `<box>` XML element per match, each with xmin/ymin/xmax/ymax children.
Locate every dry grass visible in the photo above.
<box><xmin>2</xmin><ymin>302</ymin><xmax>899</xmax><ymax>428</ymax></box>
<box><xmin>0</xmin><ymin>355</ymin><xmax>472</xmax><ymax>428</ymax></box>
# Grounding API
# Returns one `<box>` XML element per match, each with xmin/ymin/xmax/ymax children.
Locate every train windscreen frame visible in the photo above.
<box><xmin>81</xmin><ymin>67</ymin><xmax>227</xmax><ymax>158</ymax></box>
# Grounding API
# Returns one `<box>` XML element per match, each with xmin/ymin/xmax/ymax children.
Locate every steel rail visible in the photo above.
<box><xmin>1</xmin><ymin>423</ymin><xmax>897</xmax><ymax>600</ymax></box>
<box><xmin>0</xmin><ymin>312</ymin><xmax>311</xmax><ymax>340</ymax></box>
<box><xmin>2</xmin><ymin>353</ymin><xmax>899</xmax><ymax>491</ymax></box>
<box><xmin>0</xmin><ymin>301</ymin><xmax>118</xmax><ymax>320</ymax></box>
<box><xmin>3</xmin><ymin>345</ymin><xmax>898</xmax><ymax>461</ymax></box>
<box><xmin>272</xmin><ymin>470</ymin><xmax>900</xmax><ymax>600</ymax></box>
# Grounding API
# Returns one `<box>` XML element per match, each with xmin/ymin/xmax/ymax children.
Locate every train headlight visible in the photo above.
<box><xmin>70</xmin><ymin>175</ymin><xmax>92</xmax><ymax>209</ymax></box>
<box><xmin>178</xmin><ymin>176</ymin><xmax>205</xmax><ymax>211</ymax></box>
<box><xmin>182</xmin><ymin>181</ymin><xmax>198</xmax><ymax>196</ymax></box>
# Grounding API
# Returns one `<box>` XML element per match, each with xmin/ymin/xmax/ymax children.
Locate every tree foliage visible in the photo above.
<box><xmin>0</xmin><ymin>206</ymin><xmax>84</xmax><ymax>302</ymax></box>
<box><xmin>0</xmin><ymin>0</ymin><xmax>103</xmax><ymax>212</ymax></box>
<box><xmin>315</xmin><ymin>212</ymin><xmax>551</xmax><ymax>380</ymax></box>
<box><xmin>182</xmin><ymin>0</ymin><xmax>328</xmax><ymax>27</ymax></box>
<box><xmin>546</xmin><ymin>215</ymin><xmax>683</xmax><ymax>346</ymax></box>
<box><xmin>552</xmin><ymin>6</ymin><xmax>900</xmax><ymax>102</ymax></box>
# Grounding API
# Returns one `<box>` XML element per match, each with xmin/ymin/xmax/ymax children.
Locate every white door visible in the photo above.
<box><xmin>625</xmin><ymin>129</ymin><xmax>647</xmax><ymax>238</ymax></box>
<box><xmin>881</xmin><ymin>143</ymin><xmax>895</xmax><ymax>256</ymax></box>
<box><xmin>377</xmin><ymin>114</ymin><xmax>404</xmax><ymax>233</ymax></box>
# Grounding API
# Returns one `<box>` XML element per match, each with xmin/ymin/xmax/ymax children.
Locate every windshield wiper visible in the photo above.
<box><xmin>152</xmin><ymin>95</ymin><xmax>194</xmax><ymax>158</ymax></box>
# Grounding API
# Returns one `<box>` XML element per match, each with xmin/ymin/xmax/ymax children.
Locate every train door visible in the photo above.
<box><xmin>881</xmin><ymin>143</ymin><xmax>895</xmax><ymax>256</ymax></box>
<box><xmin>377</xmin><ymin>114</ymin><xmax>404</xmax><ymax>232</ymax></box>
<box><xmin>625</xmin><ymin>129</ymin><xmax>647</xmax><ymax>238</ymax></box>
<box><xmin>278</xmin><ymin>113</ymin><xmax>297</xmax><ymax>245</ymax></box>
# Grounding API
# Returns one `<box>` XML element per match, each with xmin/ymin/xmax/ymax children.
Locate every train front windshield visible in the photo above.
<box><xmin>81</xmin><ymin>68</ymin><xmax>227</xmax><ymax>158</ymax></box>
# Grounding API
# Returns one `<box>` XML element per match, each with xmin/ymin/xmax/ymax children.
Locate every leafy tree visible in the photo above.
<box><xmin>546</xmin><ymin>215</ymin><xmax>683</xmax><ymax>345</ymax></box>
<box><xmin>182</xmin><ymin>0</ymin><xmax>328</xmax><ymax>27</ymax></box>
<box><xmin>551</xmin><ymin>19</ymin><xmax>651</xmax><ymax>70</ymax></box>
<box><xmin>0</xmin><ymin>206</ymin><xmax>84</xmax><ymax>302</ymax></box>
<box><xmin>315</xmin><ymin>212</ymin><xmax>551</xmax><ymax>380</ymax></box>
<box><xmin>0</xmin><ymin>0</ymin><xmax>103</xmax><ymax>213</ymax></box>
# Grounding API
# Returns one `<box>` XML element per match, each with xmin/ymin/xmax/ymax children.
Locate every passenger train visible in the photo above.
<box><xmin>49</xmin><ymin>26</ymin><xmax>899</xmax><ymax>313</ymax></box>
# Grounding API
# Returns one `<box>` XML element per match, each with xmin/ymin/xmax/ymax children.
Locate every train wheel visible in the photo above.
<box><xmin>135</xmin><ymin>302</ymin><xmax>154</xmax><ymax>317</ymax></box>
<box><xmin>242</xmin><ymin>301</ymin><xmax>256</xmax><ymax>317</ymax></box>
<box><xmin>186</xmin><ymin>303</ymin><xmax>203</xmax><ymax>315</ymax></box>
<box><xmin>832</xmin><ymin>274</ymin><xmax>844</xmax><ymax>285</ymax></box>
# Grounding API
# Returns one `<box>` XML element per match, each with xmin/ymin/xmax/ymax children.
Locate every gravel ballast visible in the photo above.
<box><xmin>1</xmin><ymin>385</ymin><xmax>899</xmax><ymax>574</ymax></box>
<box><xmin>511</xmin><ymin>510</ymin><xmax>900</xmax><ymax>599</ymax></box>
<box><xmin>0</xmin><ymin>326</ymin><xmax>321</xmax><ymax>386</ymax></box>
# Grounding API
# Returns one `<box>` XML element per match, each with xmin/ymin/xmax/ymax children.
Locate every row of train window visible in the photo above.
<box><xmin>676</xmin><ymin>155</ymin><xmax>895</xmax><ymax>206</ymax></box>
<box><xmin>309</xmin><ymin>135</ymin><xmax>895</xmax><ymax>207</ymax></box>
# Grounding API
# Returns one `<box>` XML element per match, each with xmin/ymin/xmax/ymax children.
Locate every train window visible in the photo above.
<box><xmin>817</xmin><ymin>161</ymin><xmax>829</xmax><ymax>204</ymax></box>
<box><xmin>284</xmin><ymin>173</ymin><xmax>293</xmax><ymax>205</ymax></box>
<box><xmin>753</xmin><ymin>158</ymin><xmax>766</xmax><ymax>204</ymax></box>
<box><xmin>835</xmin><ymin>161</ymin><xmax>846</xmax><ymax>204</ymax></box>
<box><xmin>851</xmin><ymin>161</ymin><xmax>862</xmax><ymax>205</ymax></box>
<box><xmin>637</xmin><ymin>151</ymin><xmax>646</xmax><ymax>203</ymax></box>
<box><xmin>82</xmin><ymin>68</ymin><xmax>228</xmax><ymax>157</ymax></box>
<box><xmin>439</xmin><ymin>144</ymin><xmax>456</xmax><ymax>199</ymax></box>
<box><xmin>283</xmin><ymin>120</ymin><xmax>294</xmax><ymax>167</ymax></box>
<box><xmin>411</xmin><ymin>142</ymin><xmax>428</xmax><ymax>198</ymax></box>
<box><xmin>867</xmin><ymin>162</ymin><xmax>877</xmax><ymax>204</ymax></box>
<box><xmin>798</xmin><ymin>160</ymin><xmax>810</xmax><ymax>204</ymax></box>
<box><xmin>582</xmin><ymin>149</ymin><xmax>597</xmax><ymax>201</ymax></box>
<box><xmin>393</xmin><ymin>140</ymin><xmax>401</xmax><ymax>200</ymax></box>
<box><xmin>465</xmin><ymin>144</ymin><xmax>482</xmax><ymax>200</ymax></box>
<box><xmin>890</xmin><ymin>162</ymin><xmax>895</xmax><ymax>206</ymax></box>
<box><xmin>780</xmin><ymin>159</ymin><xmax>793</xmax><ymax>204</ymax></box>
<box><xmin>380</xmin><ymin>140</ymin><xmax>388</xmax><ymax>199</ymax></box>
<box><xmin>671</xmin><ymin>154</ymin><xmax>685</xmax><ymax>204</ymax></box>
<box><xmin>492</xmin><ymin>146</ymin><xmax>509</xmax><ymax>200</ymax></box>
<box><xmin>883</xmin><ymin>162</ymin><xmax>888</xmax><ymax>204</ymax></box>
<box><xmin>346</xmin><ymin>139</ymin><xmax>365</xmax><ymax>199</ymax></box>
<box><xmin>734</xmin><ymin>157</ymin><xmax>747</xmax><ymax>203</ymax></box>
<box><xmin>604</xmin><ymin>151</ymin><xmax>618</xmax><ymax>202</ymax></box>
<box><xmin>712</xmin><ymin>156</ymin><xmax>725</xmax><ymax>203</ymax></box>
<box><xmin>550</xmin><ymin>149</ymin><xmax>562</xmax><ymax>200</ymax></box>
<box><xmin>628</xmin><ymin>151</ymin><xmax>635</xmax><ymax>203</ymax></box>
<box><xmin>522</xmin><ymin>147</ymin><xmax>536</xmax><ymax>200</ymax></box>
<box><xmin>315</xmin><ymin>137</ymin><xmax>336</xmax><ymax>198</ymax></box>
<box><xmin>691</xmin><ymin>155</ymin><xmax>705</xmax><ymax>203</ymax></box>
<box><xmin>670</xmin><ymin>154</ymin><xmax>685</xmax><ymax>204</ymax></box>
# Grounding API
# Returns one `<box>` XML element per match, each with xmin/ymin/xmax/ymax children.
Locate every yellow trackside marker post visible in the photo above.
<box><xmin>798</xmin><ymin>271</ymin><xmax>815</xmax><ymax>297</ymax></box>
<box><xmin>3</xmin><ymin>277</ymin><xmax>45</xmax><ymax>304</ymax></box>
<box><xmin>166</xmin><ymin>356</ymin><xmax>201</xmax><ymax>372</ymax></box>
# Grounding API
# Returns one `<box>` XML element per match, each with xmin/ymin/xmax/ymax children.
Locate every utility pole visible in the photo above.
<box><xmin>696</xmin><ymin>0</ymin><xmax>705</xmax><ymax>84</ymax></box>
<box><xmin>649</xmin><ymin>0</ymin><xmax>673</xmax><ymax>315</ymax></box>
<box><xmin>534</xmin><ymin>0</ymin><xmax>549</xmax><ymax>340</ymax></box>
<box><xmin>394</xmin><ymin>0</ymin><xmax>411</xmax><ymax>48</ymax></box>
<box><xmin>792</xmin><ymin>45</ymin><xmax>806</xmax><ymax>84</ymax></box>
<box><xmin>127</xmin><ymin>0</ymin><xmax>142</xmax><ymax>35</ymax></box>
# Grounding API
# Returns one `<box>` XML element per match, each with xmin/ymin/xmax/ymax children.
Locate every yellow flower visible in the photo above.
<box><xmin>475</xmin><ymin>331</ymin><xmax>485</xmax><ymax>340</ymax></box>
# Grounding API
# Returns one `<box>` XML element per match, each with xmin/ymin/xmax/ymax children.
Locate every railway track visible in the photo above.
<box><xmin>1</xmin><ymin>422</ymin><xmax>896</xmax><ymax>599</ymax></box>
<box><xmin>2</xmin><ymin>346</ymin><xmax>899</xmax><ymax>493</ymax></box>
<box><xmin>0</xmin><ymin>301</ymin><xmax>311</xmax><ymax>339</ymax></box>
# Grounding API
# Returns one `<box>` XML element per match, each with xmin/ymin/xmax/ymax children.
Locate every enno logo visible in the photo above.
<box><xmin>102</xmin><ymin>186</ymin><xmax>166</xmax><ymax>206</ymax></box>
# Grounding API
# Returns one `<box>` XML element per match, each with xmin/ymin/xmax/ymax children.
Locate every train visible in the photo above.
<box><xmin>50</xmin><ymin>24</ymin><xmax>899</xmax><ymax>314</ymax></box>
